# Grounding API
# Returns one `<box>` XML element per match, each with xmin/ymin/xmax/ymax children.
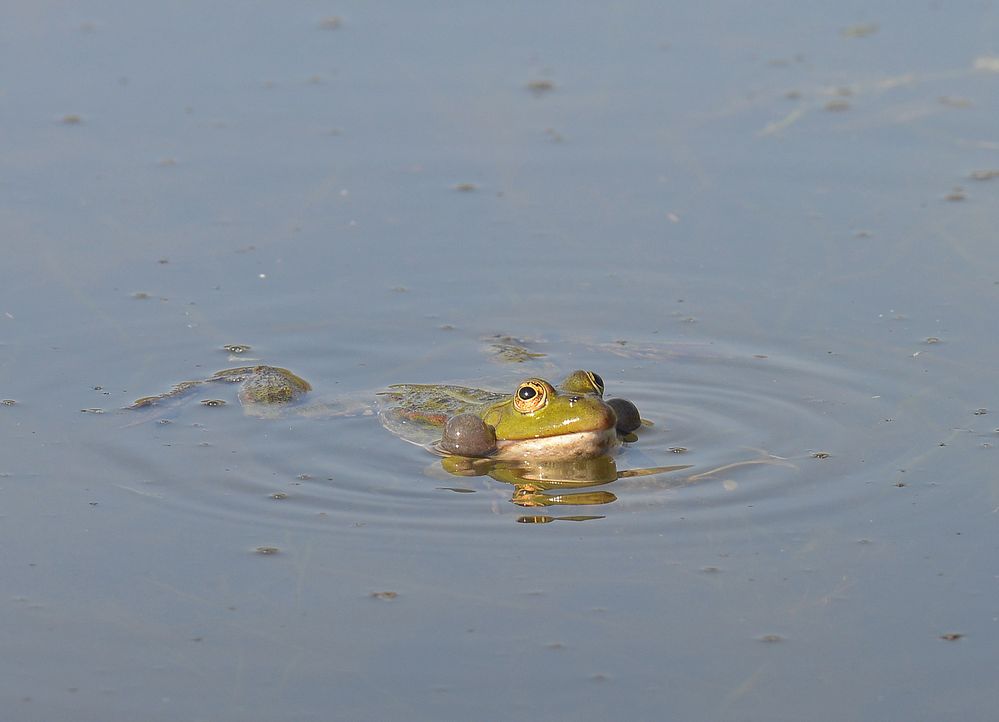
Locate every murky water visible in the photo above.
<box><xmin>3</xmin><ymin>3</ymin><xmax>999</xmax><ymax>721</ymax></box>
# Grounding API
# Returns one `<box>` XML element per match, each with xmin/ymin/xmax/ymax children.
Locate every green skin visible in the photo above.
<box><xmin>382</xmin><ymin>371</ymin><xmax>627</xmax><ymax>460</ymax></box>
<box><xmin>479</xmin><ymin>379</ymin><xmax>615</xmax><ymax>441</ymax></box>
<box><xmin>128</xmin><ymin>366</ymin><xmax>311</xmax><ymax>415</ymax></box>
<box><xmin>130</xmin><ymin>365</ymin><xmax>633</xmax><ymax>461</ymax></box>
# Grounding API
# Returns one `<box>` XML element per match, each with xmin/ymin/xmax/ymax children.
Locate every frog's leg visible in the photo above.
<box><xmin>127</xmin><ymin>379</ymin><xmax>208</xmax><ymax>409</ymax></box>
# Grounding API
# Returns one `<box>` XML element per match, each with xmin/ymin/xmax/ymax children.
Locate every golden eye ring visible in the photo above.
<box><xmin>513</xmin><ymin>379</ymin><xmax>550</xmax><ymax>413</ymax></box>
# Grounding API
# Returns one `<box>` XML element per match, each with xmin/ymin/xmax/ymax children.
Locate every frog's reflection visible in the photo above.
<box><xmin>440</xmin><ymin>455</ymin><xmax>691</xmax><ymax>519</ymax></box>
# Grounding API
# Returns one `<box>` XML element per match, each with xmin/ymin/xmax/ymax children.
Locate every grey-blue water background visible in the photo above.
<box><xmin>3</xmin><ymin>3</ymin><xmax>998</xmax><ymax>721</ymax></box>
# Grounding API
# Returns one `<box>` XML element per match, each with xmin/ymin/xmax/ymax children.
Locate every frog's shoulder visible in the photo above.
<box><xmin>377</xmin><ymin>382</ymin><xmax>507</xmax><ymax>448</ymax></box>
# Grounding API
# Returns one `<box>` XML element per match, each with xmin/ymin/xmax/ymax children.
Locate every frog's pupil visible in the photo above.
<box><xmin>518</xmin><ymin>386</ymin><xmax>536</xmax><ymax>400</ymax></box>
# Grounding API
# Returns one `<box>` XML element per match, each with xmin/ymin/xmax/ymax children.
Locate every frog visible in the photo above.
<box><xmin>127</xmin><ymin>362</ymin><xmax>645</xmax><ymax>461</ymax></box>
<box><xmin>127</xmin><ymin>365</ymin><xmax>311</xmax><ymax>416</ymax></box>
<box><xmin>378</xmin><ymin>370</ymin><xmax>644</xmax><ymax>461</ymax></box>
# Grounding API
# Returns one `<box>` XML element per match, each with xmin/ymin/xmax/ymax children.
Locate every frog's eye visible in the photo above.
<box><xmin>514</xmin><ymin>380</ymin><xmax>549</xmax><ymax>413</ymax></box>
<box><xmin>586</xmin><ymin>371</ymin><xmax>605</xmax><ymax>396</ymax></box>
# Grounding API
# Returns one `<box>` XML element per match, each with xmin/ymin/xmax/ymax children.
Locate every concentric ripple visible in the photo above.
<box><xmin>82</xmin><ymin>338</ymin><xmax>938</xmax><ymax>543</ymax></box>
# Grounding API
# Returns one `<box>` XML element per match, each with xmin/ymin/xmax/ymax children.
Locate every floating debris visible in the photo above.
<box><xmin>944</xmin><ymin>187</ymin><xmax>966</xmax><ymax>202</ymax></box>
<box><xmin>269</xmin><ymin>492</ymin><xmax>288</xmax><ymax>500</ymax></box>
<box><xmin>758</xmin><ymin>634</ymin><xmax>784</xmax><ymax>643</ymax></box>
<box><xmin>254</xmin><ymin>546</ymin><xmax>280</xmax><ymax>555</ymax></box>
<box><xmin>1</xmin><ymin>399</ymin><xmax>15</xmax><ymax>406</ymax></box>
<box><xmin>319</xmin><ymin>16</ymin><xmax>342</xmax><ymax>30</ymax></box>
<box><xmin>488</xmin><ymin>335</ymin><xmax>546</xmax><ymax>363</ymax></box>
<box><xmin>940</xmin><ymin>632</ymin><xmax>964</xmax><ymax>641</ymax></box>
<box><xmin>223</xmin><ymin>344</ymin><xmax>252</xmax><ymax>354</ymax></box>
<box><xmin>970</xmin><ymin>170</ymin><xmax>999</xmax><ymax>181</ymax></box>
<box><xmin>200</xmin><ymin>399</ymin><xmax>226</xmax><ymax>407</ymax></box>
<box><xmin>453</xmin><ymin>182</ymin><xmax>478</xmax><ymax>192</ymax></box>
<box><xmin>370</xmin><ymin>591</ymin><xmax>398</xmax><ymax>600</ymax></box>
<box><xmin>527</xmin><ymin>79</ymin><xmax>555</xmax><ymax>96</ymax></box>
<box><xmin>973</xmin><ymin>56</ymin><xmax>999</xmax><ymax>73</ymax></box>
<box><xmin>811</xmin><ymin>451</ymin><xmax>832</xmax><ymax>459</ymax></box>
<box><xmin>938</xmin><ymin>96</ymin><xmax>972</xmax><ymax>108</ymax></box>
<box><xmin>841</xmin><ymin>23</ymin><xmax>879</xmax><ymax>38</ymax></box>
<box><xmin>60</xmin><ymin>114</ymin><xmax>83</xmax><ymax>125</ymax></box>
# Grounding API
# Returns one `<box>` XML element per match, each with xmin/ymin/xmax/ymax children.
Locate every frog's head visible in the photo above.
<box><xmin>480</xmin><ymin>377</ymin><xmax>619</xmax><ymax>460</ymax></box>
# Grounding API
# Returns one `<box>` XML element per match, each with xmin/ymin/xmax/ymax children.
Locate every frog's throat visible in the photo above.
<box><xmin>492</xmin><ymin>428</ymin><xmax>619</xmax><ymax>461</ymax></box>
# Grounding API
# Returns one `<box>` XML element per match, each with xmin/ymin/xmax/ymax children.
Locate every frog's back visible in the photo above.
<box><xmin>377</xmin><ymin>383</ymin><xmax>505</xmax><ymax>447</ymax></box>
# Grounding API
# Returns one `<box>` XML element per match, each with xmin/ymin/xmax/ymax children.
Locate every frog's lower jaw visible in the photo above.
<box><xmin>492</xmin><ymin>428</ymin><xmax>619</xmax><ymax>461</ymax></box>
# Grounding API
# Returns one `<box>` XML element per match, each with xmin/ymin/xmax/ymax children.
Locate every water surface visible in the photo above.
<box><xmin>3</xmin><ymin>3</ymin><xmax>999</xmax><ymax>721</ymax></box>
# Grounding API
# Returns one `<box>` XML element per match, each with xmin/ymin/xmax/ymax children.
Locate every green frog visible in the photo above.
<box><xmin>378</xmin><ymin>370</ymin><xmax>643</xmax><ymax>460</ymax></box>
<box><xmin>129</xmin><ymin>364</ymin><xmax>644</xmax><ymax>461</ymax></box>
<box><xmin>128</xmin><ymin>365</ymin><xmax>311</xmax><ymax>416</ymax></box>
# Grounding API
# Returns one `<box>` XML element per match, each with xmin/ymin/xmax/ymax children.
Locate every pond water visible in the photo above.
<box><xmin>3</xmin><ymin>2</ymin><xmax>999</xmax><ymax>720</ymax></box>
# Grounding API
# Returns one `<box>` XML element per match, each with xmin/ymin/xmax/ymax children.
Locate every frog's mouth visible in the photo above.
<box><xmin>492</xmin><ymin>428</ymin><xmax>619</xmax><ymax>461</ymax></box>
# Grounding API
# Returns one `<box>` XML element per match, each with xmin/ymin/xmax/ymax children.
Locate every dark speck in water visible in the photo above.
<box><xmin>370</xmin><ymin>591</ymin><xmax>398</xmax><ymax>600</ymax></box>
<box><xmin>841</xmin><ymin>23</ymin><xmax>879</xmax><ymax>38</ymax></box>
<box><xmin>200</xmin><ymin>399</ymin><xmax>226</xmax><ymax>407</ymax></box>
<box><xmin>940</xmin><ymin>633</ymin><xmax>964</xmax><ymax>641</ymax></box>
<box><xmin>526</xmin><ymin>79</ymin><xmax>555</xmax><ymax>95</ymax></box>
<box><xmin>812</xmin><ymin>451</ymin><xmax>832</xmax><ymax>459</ymax></box>
<box><xmin>254</xmin><ymin>547</ymin><xmax>280</xmax><ymax>555</ymax></box>
<box><xmin>759</xmin><ymin>634</ymin><xmax>784</xmax><ymax>643</ymax></box>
